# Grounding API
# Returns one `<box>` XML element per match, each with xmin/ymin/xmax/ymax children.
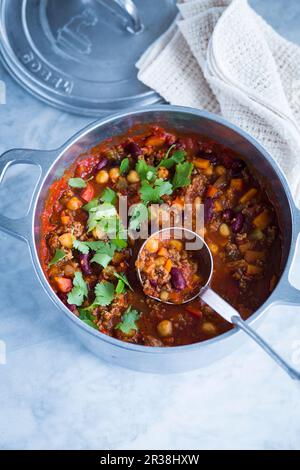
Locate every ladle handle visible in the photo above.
<box><xmin>201</xmin><ymin>288</ymin><xmax>300</xmax><ymax>381</ymax></box>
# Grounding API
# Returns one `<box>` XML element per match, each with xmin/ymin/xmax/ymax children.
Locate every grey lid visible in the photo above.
<box><xmin>0</xmin><ymin>0</ymin><xmax>177</xmax><ymax>116</ymax></box>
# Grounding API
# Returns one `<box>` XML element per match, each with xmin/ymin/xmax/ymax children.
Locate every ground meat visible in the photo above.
<box><xmin>143</xmin><ymin>335</ymin><xmax>164</xmax><ymax>347</ymax></box>
<box><xmin>184</xmin><ymin>174</ymin><xmax>207</xmax><ymax>203</ymax></box>
<box><xmin>47</xmin><ymin>232</ymin><xmax>60</xmax><ymax>252</ymax></box>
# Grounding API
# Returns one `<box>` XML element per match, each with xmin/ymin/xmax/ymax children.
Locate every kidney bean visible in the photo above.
<box><xmin>79</xmin><ymin>253</ymin><xmax>93</xmax><ymax>275</ymax></box>
<box><xmin>150</xmin><ymin>279</ymin><xmax>158</xmax><ymax>288</ymax></box>
<box><xmin>124</xmin><ymin>141</ymin><xmax>142</xmax><ymax>159</ymax></box>
<box><xmin>204</xmin><ymin>198</ymin><xmax>214</xmax><ymax>223</ymax></box>
<box><xmin>231</xmin><ymin>159</ymin><xmax>246</xmax><ymax>177</ymax></box>
<box><xmin>222</xmin><ymin>209</ymin><xmax>234</xmax><ymax>222</ymax></box>
<box><xmin>170</xmin><ymin>267</ymin><xmax>186</xmax><ymax>290</ymax></box>
<box><xmin>231</xmin><ymin>213</ymin><xmax>245</xmax><ymax>233</ymax></box>
<box><xmin>95</xmin><ymin>157</ymin><xmax>108</xmax><ymax>171</ymax></box>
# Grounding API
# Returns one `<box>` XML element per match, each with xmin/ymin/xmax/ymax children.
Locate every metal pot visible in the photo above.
<box><xmin>0</xmin><ymin>106</ymin><xmax>299</xmax><ymax>373</ymax></box>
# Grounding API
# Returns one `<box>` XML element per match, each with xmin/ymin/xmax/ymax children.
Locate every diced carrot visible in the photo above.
<box><xmin>145</xmin><ymin>136</ymin><xmax>165</xmax><ymax>147</ymax></box>
<box><xmin>81</xmin><ymin>183</ymin><xmax>94</xmax><ymax>202</ymax></box>
<box><xmin>230</xmin><ymin>178</ymin><xmax>243</xmax><ymax>191</ymax></box>
<box><xmin>165</xmin><ymin>259</ymin><xmax>173</xmax><ymax>273</ymax></box>
<box><xmin>186</xmin><ymin>305</ymin><xmax>203</xmax><ymax>318</ymax></box>
<box><xmin>214</xmin><ymin>200</ymin><xmax>223</xmax><ymax>212</ymax></box>
<box><xmin>193</xmin><ymin>158</ymin><xmax>210</xmax><ymax>169</ymax></box>
<box><xmin>172</xmin><ymin>196</ymin><xmax>185</xmax><ymax>208</ymax></box>
<box><xmin>206</xmin><ymin>185</ymin><xmax>218</xmax><ymax>198</ymax></box>
<box><xmin>246</xmin><ymin>264</ymin><xmax>263</xmax><ymax>275</ymax></box>
<box><xmin>55</xmin><ymin>277</ymin><xmax>72</xmax><ymax>293</ymax></box>
<box><xmin>253</xmin><ymin>210</ymin><xmax>271</xmax><ymax>230</ymax></box>
<box><xmin>158</xmin><ymin>247</ymin><xmax>169</xmax><ymax>257</ymax></box>
<box><xmin>239</xmin><ymin>188</ymin><xmax>257</xmax><ymax>204</ymax></box>
<box><xmin>244</xmin><ymin>250</ymin><xmax>266</xmax><ymax>263</ymax></box>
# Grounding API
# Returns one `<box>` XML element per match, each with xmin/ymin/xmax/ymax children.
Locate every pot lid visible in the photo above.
<box><xmin>0</xmin><ymin>0</ymin><xmax>177</xmax><ymax>116</ymax></box>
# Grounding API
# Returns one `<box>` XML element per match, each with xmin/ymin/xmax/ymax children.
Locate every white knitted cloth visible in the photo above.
<box><xmin>137</xmin><ymin>0</ymin><xmax>300</xmax><ymax>204</ymax></box>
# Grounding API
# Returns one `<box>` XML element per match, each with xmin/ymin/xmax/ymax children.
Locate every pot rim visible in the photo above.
<box><xmin>29</xmin><ymin>105</ymin><xmax>299</xmax><ymax>355</ymax></box>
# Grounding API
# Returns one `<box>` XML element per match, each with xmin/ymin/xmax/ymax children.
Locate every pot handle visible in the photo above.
<box><xmin>276</xmin><ymin>205</ymin><xmax>300</xmax><ymax>305</ymax></box>
<box><xmin>0</xmin><ymin>148</ymin><xmax>55</xmax><ymax>242</ymax></box>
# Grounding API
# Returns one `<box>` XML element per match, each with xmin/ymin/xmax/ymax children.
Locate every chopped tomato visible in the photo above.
<box><xmin>185</xmin><ymin>305</ymin><xmax>203</xmax><ymax>318</ymax></box>
<box><xmin>55</xmin><ymin>277</ymin><xmax>72</xmax><ymax>293</ymax></box>
<box><xmin>81</xmin><ymin>183</ymin><xmax>95</xmax><ymax>202</ymax></box>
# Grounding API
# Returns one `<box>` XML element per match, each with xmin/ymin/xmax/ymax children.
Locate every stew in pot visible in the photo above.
<box><xmin>40</xmin><ymin>126</ymin><xmax>282</xmax><ymax>347</ymax></box>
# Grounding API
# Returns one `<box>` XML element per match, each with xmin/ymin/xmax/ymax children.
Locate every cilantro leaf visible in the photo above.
<box><xmin>68</xmin><ymin>178</ymin><xmax>87</xmax><ymax>188</ymax></box>
<box><xmin>73</xmin><ymin>239</ymin><xmax>89</xmax><ymax>254</ymax></box>
<box><xmin>158</xmin><ymin>146</ymin><xmax>186</xmax><ymax>169</ymax></box>
<box><xmin>91</xmin><ymin>252</ymin><xmax>113</xmax><ymax>268</ymax></box>
<box><xmin>87</xmin><ymin>202</ymin><xmax>117</xmax><ymax>232</ymax></box>
<box><xmin>83</xmin><ymin>198</ymin><xmax>99</xmax><ymax>212</ymax></box>
<box><xmin>114</xmin><ymin>272</ymin><xmax>133</xmax><ymax>291</ymax></box>
<box><xmin>48</xmin><ymin>248</ymin><xmax>66</xmax><ymax>267</ymax></box>
<box><xmin>94</xmin><ymin>281</ymin><xmax>115</xmax><ymax>306</ymax></box>
<box><xmin>100</xmin><ymin>188</ymin><xmax>117</xmax><ymax>205</ymax></box>
<box><xmin>172</xmin><ymin>162</ymin><xmax>193</xmax><ymax>189</ymax></box>
<box><xmin>129</xmin><ymin>203</ymin><xmax>149</xmax><ymax>231</ymax></box>
<box><xmin>136</xmin><ymin>160</ymin><xmax>157</xmax><ymax>182</ymax></box>
<box><xmin>115</xmin><ymin>307</ymin><xmax>140</xmax><ymax>334</ymax></box>
<box><xmin>120</xmin><ymin>157</ymin><xmax>130</xmax><ymax>175</ymax></box>
<box><xmin>140</xmin><ymin>179</ymin><xmax>173</xmax><ymax>204</ymax></box>
<box><xmin>78</xmin><ymin>308</ymin><xmax>98</xmax><ymax>330</ymax></box>
<box><xmin>67</xmin><ymin>271</ymin><xmax>88</xmax><ymax>307</ymax></box>
<box><xmin>115</xmin><ymin>279</ymin><xmax>126</xmax><ymax>294</ymax></box>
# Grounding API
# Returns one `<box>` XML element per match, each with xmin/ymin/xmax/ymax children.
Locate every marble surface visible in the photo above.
<box><xmin>0</xmin><ymin>0</ymin><xmax>300</xmax><ymax>451</ymax></box>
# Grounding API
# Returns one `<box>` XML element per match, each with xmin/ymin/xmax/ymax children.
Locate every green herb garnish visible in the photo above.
<box><xmin>78</xmin><ymin>309</ymin><xmax>98</xmax><ymax>330</ymax></box>
<box><xmin>100</xmin><ymin>187</ymin><xmax>117</xmax><ymax>205</ymax></box>
<box><xmin>68</xmin><ymin>177</ymin><xmax>87</xmax><ymax>188</ymax></box>
<box><xmin>115</xmin><ymin>307</ymin><xmax>140</xmax><ymax>334</ymax></box>
<box><xmin>114</xmin><ymin>272</ymin><xmax>133</xmax><ymax>294</ymax></box>
<box><xmin>158</xmin><ymin>146</ymin><xmax>186</xmax><ymax>169</ymax></box>
<box><xmin>67</xmin><ymin>271</ymin><xmax>88</xmax><ymax>307</ymax></box>
<box><xmin>94</xmin><ymin>281</ymin><xmax>115</xmax><ymax>307</ymax></box>
<box><xmin>129</xmin><ymin>203</ymin><xmax>149</xmax><ymax>231</ymax></box>
<box><xmin>172</xmin><ymin>162</ymin><xmax>193</xmax><ymax>189</ymax></box>
<box><xmin>136</xmin><ymin>160</ymin><xmax>157</xmax><ymax>182</ymax></box>
<box><xmin>48</xmin><ymin>248</ymin><xmax>66</xmax><ymax>267</ymax></box>
<box><xmin>120</xmin><ymin>157</ymin><xmax>130</xmax><ymax>175</ymax></box>
<box><xmin>140</xmin><ymin>178</ymin><xmax>173</xmax><ymax>204</ymax></box>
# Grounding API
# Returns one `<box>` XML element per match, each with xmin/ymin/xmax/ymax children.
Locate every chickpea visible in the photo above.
<box><xmin>66</xmin><ymin>197</ymin><xmax>83</xmax><ymax>211</ymax></box>
<box><xmin>160</xmin><ymin>291</ymin><xmax>169</xmax><ymax>302</ymax></box>
<box><xmin>215</xmin><ymin>165</ymin><xmax>226</xmax><ymax>176</ymax></box>
<box><xmin>157</xmin><ymin>319</ymin><xmax>173</xmax><ymax>337</ymax></box>
<box><xmin>109</xmin><ymin>167</ymin><xmax>120</xmax><ymax>183</ymax></box>
<box><xmin>219</xmin><ymin>223</ymin><xmax>231</xmax><ymax>237</ymax></box>
<box><xmin>157</xmin><ymin>167</ymin><xmax>169</xmax><ymax>180</ymax></box>
<box><xmin>64</xmin><ymin>263</ymin><xmax>75</xmax><ymax>277</ymax></box>
<box><xmin>59</xmin><ymin>232</ymin><xmax>73</xmax><ymax>249</ymax></box>
<box><xmin>127</xmin><ymin>170</ymin><xmax>140</xmax><ymax>184</ymax></box>
<box><xmin>145</xmin><ymin>237</ymin><xmax>159</xmax><ymax>253</ymax></box>
<box><xmin>202</xmin><ymin>321</ymin><xmax>217</xmax><ymax>336</ymax></box>
<box><xmin>96</xmin><ymin>170</ymin><xmax>109</xmax><ymax>184</ymax></box>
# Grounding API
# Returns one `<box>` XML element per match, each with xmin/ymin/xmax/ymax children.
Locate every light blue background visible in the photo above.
<box><xmin>0</xmin><ymin>0</ymin><xmax>300</xmax><ymax>450</ymax></box>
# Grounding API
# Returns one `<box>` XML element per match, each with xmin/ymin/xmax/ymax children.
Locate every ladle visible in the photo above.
<box><xmin>137</xmin><ymin>227</ymin><xmax>300</xmax><ymax>381</ymax></box>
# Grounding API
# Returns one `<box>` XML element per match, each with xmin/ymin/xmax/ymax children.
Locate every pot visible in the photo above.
<box><xmin>0</xmin><ymin>106</ymin><xmax>299</xmax><ymax>373</ymax></box>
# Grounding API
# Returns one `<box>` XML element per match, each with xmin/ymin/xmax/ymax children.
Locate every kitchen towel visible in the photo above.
<box><xmin>137</xmin><ymin>0</ymin><xmax>300</xmax><ymax>204</ymax></box>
